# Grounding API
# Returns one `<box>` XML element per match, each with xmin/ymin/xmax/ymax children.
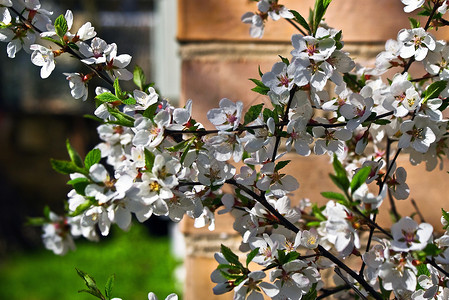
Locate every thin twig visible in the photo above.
<box><xmin>334</xmin><ymin>267</ymin><xmax>368</xmax><ymax>300</ymax></box>
<box><xmin>271</xmin><ymin>87</ymin><xmax>297</xmax><ymax>162</ymax></box>
<box><xmin>316</xmin><ymin>284</ymin><xmax>350</xmax><ymax>299</ymax></box>
<box><xmin>411</xmin><ymin>198</ymin><xmax>425</xmax><ymax>223</ymax></box>
<box><xmin>285</xmin><ymin>19</ymin><xmax>308</xmax><ymax>36</ymax></box>
<box><xmin>10</xmin><ymin>6</ymin><xmax>114</xmax><ymax>87</ymax></box>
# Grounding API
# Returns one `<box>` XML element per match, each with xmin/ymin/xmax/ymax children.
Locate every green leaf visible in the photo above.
<box><xmin>144</xmin><ymin>148</ymin><xmax>155</xmax><ymax>171</ymax></box>
<box><xmin>113</xmin><ymin>78</ymin><xmax>128</xmax><ymax>100</ymax></box>
<box><xmin>26</xmin><ymin>217</ymin><xmax>47</xmax><ymax>226</ymax></box>
<box><xmin>258</xmin><ymin>65</ymin><xmax>264</xmax><ymax>77</ymax></box>
<box><xmin>251</xmin><ymin>85</ymin><xmax>270</xmax><ymax>95</ymax></box>
<box><xmin>278</xmin><ymin>55</ymin><xmax>290</xmax><ymax>66</ymax></box>
<box><xmin>50</xmin><ymin>159</ymin><xmax>83</xmax><ymax>175</ymax></box>
<box><xmin>263</xmin><ymin>108</ymin><xmax>274</xmax><ymax>122</ymax></box>
<box><xmin>113</xmin><ymin>78</ymin><xmax>123</xmax><ymax>98</ymax></box>
<box><xmin>96</xmin><ymin>92</ymin><xmax>120</xmax><ymax>103</ymax></box>
<box><xmin>76</xmin><ymin>268</ymin><xmax>98</xmax><ymax>290</ymax></box>
<box><xmin>306</xmin><ymin>221</ymin><xmax>322</xmax><ymax>227</ymax></box>
<box><xmin>409</xmin><ymin>17</ymin><xmax>420</xmax><ymax>28</ymax></box>
<box><xmin>289</xmin><ymin>10</ymin><xmax>311</xmax><ymax>33</ymax></box>
<box><xmin>332</xmin><ymin>154</ymin><xmax>347</xmax><ymax>179</ymax></box>
<box><xmin>249</xmin><ymin>78</ymin><xmax>265</xmax><ymax>87</ymax></box>
<box><xmin>66</xmin><ymin>139</ymin><xmax>84</xmax><ymax>168</ymax></box>
<box><xmin>54</xmin><ymin>14</ymin><xmax>68</xmax><ymax>38</ymax></box>
<box><xmin>83</xmin><ymin>114</ymin><xmax>105</xmax><ymax>123</ymax></box>
<box><xmin>142</xmin><ymin>102</ymin><xmax>159</xmax><ymax>120</ymax></box>
<box><xmin>106</xmin><ymin>107</ymin><xmax>135</xmax><ymax>127</ymax></box>
<box><xmin>379</xmin><ymin>278</ymin><xmax>392</xmax><ymax>299</ymax></box>
<box><xmin>220</xmin><ymin>244</ymin><xmax>242</xmax><ymax>266</ymax></box>
<box><xmin>121</xmin><ymin>97</ymin><xmax>137</xmax><ymax>105</ymax></box>
<box><xmin>416</xmin><ymin>263</ymin><xmax>431</xmax><ymax>277</ymax></box>
<box><xmin>219</xmin><ymin>271</ymin><xmax>245</xmax><ymax>281</ymax></box>
<box><xmin>43</xmin><ymin>205</ymin><xmax>51</xmax><ymax>220</ymax></box>
<box><xmin>350</xmin><ymin>165</ymin><xmax>371</xmax><ymax>193</ymax></box>
<box><xmin>422</xmin><ymin>243</ymin><xmax>443</xmax><ymax>256</ymax></box>
<box><xmin>442</xmin><ymin>208</ymin><xmax>449</xmax><ymax>230</ymax></box>
<box><xmin>84</xmin><ymin>148</ymin><xmax>102</xmax><ymax>170</ymax></box>
<box><xmin>105</xmin><ymin>274</ymin><xmax>115</xmax><ymax>300</ymax></box>
<box><xmin>166</xmin><ymin>139</ymin><xmax>192</xmax><ymax>152</ymax></box>
<box><xmin>330</xmin><ymin>155</ymin><xmax>350</xmax><ymax>192</ymax></box>
<box><xmin>284</xmin><ymin>251</ymin><xmax>300</xmax><ymax>263</ymax></box>
<box><xmin>69</xmin><ymin>199</ymin><xmax>94</xmax><ymax>217</ymax></box>
<box><xmin>329</xmin><ymin>174</ymin><xmax>350</xmax><ymax>193</ymax></box>
<box><xmin>67</xmin><ymin>177</ymin><xmax>90</xmax><ymax>195</ymax></box>
<box><xmin>180</xmin><ymin>140</ymin><xmax>194</xmax><ymax>164</ymax></box>
<box><xmin>321</xmin><ymin>191</ymin><xmax>347</xmax><ymax>202</ymax></box>
<box><xmin>244</xmin><ymin>103</ymin><xmax>264</xmax><ymax>125</ymax></box>
<box><xmin>313</xmin><ymin>0</ymin><xmax>332</xmax><ymax>35</ymax></box>
<box><xmin>312</xmin><ymin>203</ymin><xmax>326</xmax><ymax>221</ymax></box>
<box><xmin>41</xmin><ymin>36</ymin><xmax>63</xmax><ymax>46</ymax></box>
<box><xmin>302</xmin><ymin>283</ymin><xmax>317</xmax><ymax>300</ymax></box>
<box><xmin>246</xmin><ymin>248</ymin><xmax>260</xmax><ymax>266</ymax></box>
<box><xmin>373</xmin><ymin>119</ymin><xmax>391</xmax><ymax>125</ymax></box>
<box><xmin>275</xmin><ymin>160</ymin><xmax>291</xmax><ymax>172</ymax></box>
<box><xmin>423</xmin><ymin>81</ymin><xmax>447</xmax><ymax>102</ymax></box>
<box><xmin>68</xmin><ymin>42</ymin><xmax>79</xmax><ymax>51</ymax></box>
<box><xmin>133</xmin><ymin>65</ymin><xmax>147</xmax><ymax>91</ymax></box>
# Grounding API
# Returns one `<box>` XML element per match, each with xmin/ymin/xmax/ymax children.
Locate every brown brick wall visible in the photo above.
<box><xmin>177</xmin><ymin>1</ymin><xmax>449</xmax><ymax>299</ymax></box>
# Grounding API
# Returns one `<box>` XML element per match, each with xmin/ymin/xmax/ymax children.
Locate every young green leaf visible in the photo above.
<box><xmin>312</xmin><ymin>203</ymin><xmax>326</xmax><ymax>221</ymax></box>
<box><xmin>423</xmin><ymin>81</ymin><xmax>447</xmax><ymax>102</ymax></box>
<box><xmin>67</xmin><ymin>177</ymin><xmax>90</xmax><ymax>195</ymax></box>
<box><xmin>442</xmin><ymin>208</ymin><xmax>449</xmax><ymax>230</ymax></box>
<box><xmin>144</xmin><ymin>148</ymin><xmax>155</xmax><ymax>171</ymax></box>
<box><xmin>275</xmin><ymin>160</ymin><xmax>291</xmax><ymax>172</ymax></box>
<box><xmin>50</xmin><ymin>159</ymin><xmax>84</xmax><ymax>175</ymax></box>
<box><xmin>166</xmin><ymin>138</ymin><xmax>192</xmax><ymax>152</ymax></box>
<box><xmin>258</xmin><ymin>65</ymin><xmax>264</xmax><ymax>77</ymax></box>
<box><xmin>289</xmin><ymin>10</ymin><xmax>311</xmax><ymax>34</ymax></box>
<box><xmin>302</xmin><ymin>283</ymin><xmax>318</xmax><ymax>300</ymax></box>
<box><xmin>278</xmin><ymin>55</ymin><xmax>290</xmax><ymax>66</ymax></box>
<box><xmin>121</xmin><ymin>97</ymin><xmax>137</xmax><ymax>105</ymax></box>
<box><xmin>408</xmin><ymin>17</ymin><xmax>420</xmax><ymax>28</ymax></box>
<box><xmin>96</xmin><ymin>92</ymin><xmax>120</xmax><ymax>103</ymax></box>
<box><xmin>244</xmin><ymin>103</ymin><xmax>264</xmax><ymax>125</ymax></box>
<box><xmin>113</xmin><ymin>78</ymin><xmax>124</xmax><ymax>99</ymax></box>
<box><xmin>220</xmin><ymin>244</ymin><xmax>242</xmax><ymax>267</ymax></box>
<box><xmin>133</xmin><ymin>65</ymin><xmax>147</xmax><ymax>91</ymax></box>
<box><xmin>313</xmin><ymin>0</ymin><xmax>333</xmax><ymax>34</ymax></box>
<box><xmin>105</xmin><ymin>274</ymin><xmax>115</xmax><ymax>300</ymax></box>
<box><xmin>76</xmin><ymin>268</ymin><xmax>98</xmax><ymax>290</ymax></box>
<box><xmin>106</xmin><ymin>108</ymin><xmax>135</xmax><ymax>127</ymax></box>
<box><xmin>84</xmin><ymin>148</ymin><xmax>102</xmax><ymax>170</ymax></box>
<box><xmin>251</xmin><ymin>86</ymin><xmax>270</xmax><ymax>95</ymax></box>
<box><xmin>350</xmin><ymin>165</ymin><xmax>371</xmax><ymax>193</ymax></box>
<box><xmin>142</xmin><ymin>102</ymin><xmax>159</xmax><ymax>120</ymax></box>
<box><xmin>66</xmin><ymin>139</ymin><xmax>84</xmax><ymax>168</ymax></box>
<box><xmin>69</xmin><ymin>199</ymin><xmax>94</xmax><ymax>217</ymax></box>
<box><xmin>54</xmin><ymin>14</ymin><xmax>68</xmax><ymax>38</ymax></box>
<box><xmin>332</xmin><ymin>154</ymin><xmax>347</xmax><ymax>179</ymax></box>
<box><xmin>246</xmin><ymin>247</ymin><xmax>260</xmax><ymax>266</ymax></box>
<box><xmin>321</xmin><ymin>191</ymin><xmax>347</xmax><ymax>202</ymax></box>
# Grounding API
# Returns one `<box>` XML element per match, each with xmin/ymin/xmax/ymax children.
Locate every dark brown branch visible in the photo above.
<box><xmin>334</xmin><ymin>267</ymin><xmax>368</xmax><ymax>300</ymax></box>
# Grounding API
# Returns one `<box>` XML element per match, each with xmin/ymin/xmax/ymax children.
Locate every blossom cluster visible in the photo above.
<box><xmin>4</xmin><ymin>0</ymin><xmax>449</xmax><ymax>299</ymax></box>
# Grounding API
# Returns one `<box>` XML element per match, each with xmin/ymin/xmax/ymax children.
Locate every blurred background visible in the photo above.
<box><xmin>0</xmin><ymin>0</ymin><xmax>182</xmax><ymax>299</ymax></box>
<box><xmin>4</xmin><ymin>0</ymin><xmax>449</xmax><ymax>299</ymax></box>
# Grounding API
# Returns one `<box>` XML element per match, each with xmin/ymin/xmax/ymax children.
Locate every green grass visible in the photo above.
<box><xmin>0</xmin><ymin>222</ymin><xmax>181</xmax><ymax>300</ymax></box>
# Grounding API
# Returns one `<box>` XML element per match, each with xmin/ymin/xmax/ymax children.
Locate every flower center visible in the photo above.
<box><xmin>149</xmin><ymin>181</ymin><xmax>161</xmax><ymax>192</ymax></box>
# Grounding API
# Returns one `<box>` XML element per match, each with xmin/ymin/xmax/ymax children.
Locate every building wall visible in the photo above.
<box><xmin>177</xmin><ymin>1</ymin><xmax>449</xmax><ymax>299</ymax></box>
